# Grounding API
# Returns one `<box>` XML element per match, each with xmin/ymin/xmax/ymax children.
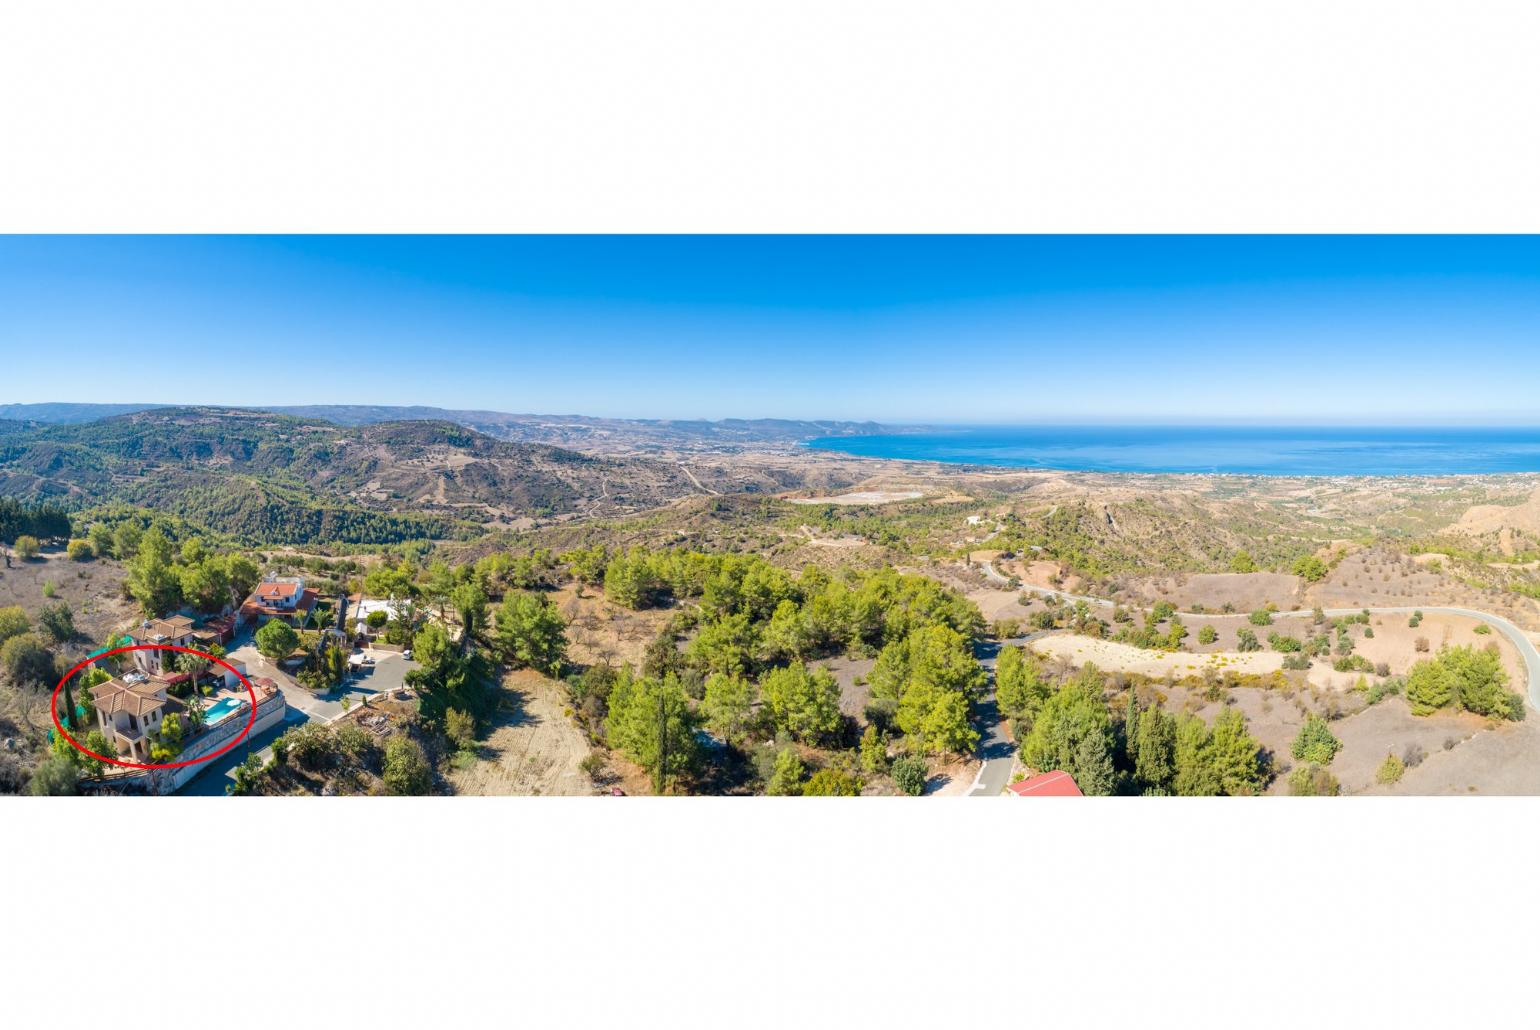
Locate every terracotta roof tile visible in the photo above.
<box><xmin>1007</xmin><ymin>770</ymin><xmax>1083</xmax><ymax>797</ymax></box>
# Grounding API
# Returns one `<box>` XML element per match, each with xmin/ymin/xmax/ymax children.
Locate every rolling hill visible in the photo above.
<box><xmin>0</xmin><ymin>402</ymin><xmax>893</xmax><ymax>453</ymax></box>
<box><xmin>0</xmin><ymin>408</ymin><xmax>776</xmax><ymax>544</ymax></box>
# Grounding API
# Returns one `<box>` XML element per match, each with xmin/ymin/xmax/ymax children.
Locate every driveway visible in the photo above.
<box><xmin>224</xmin><ymin>635</ymin><xmax>419</xmax><ymax>725</ymax></box>
<box><xmin>176</xmin><ymin>645</ymin><xmax>419</xmax><ymax>796</ymax></box>
<box><xmin>341</xmin><ymin>650</ymin><xmax>418</xmax><ymax>703</ymax></box>
<box><xmin>967</xmin><ymin>631</ymin><xmax>1052</xmax><ymax>796</ymax></box>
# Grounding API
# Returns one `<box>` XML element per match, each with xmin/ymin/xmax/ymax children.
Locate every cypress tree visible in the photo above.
<box><xmin>1123</xmin><ymin>687</ymin><xmax>1141</xmax><ymax>764</ymax></box>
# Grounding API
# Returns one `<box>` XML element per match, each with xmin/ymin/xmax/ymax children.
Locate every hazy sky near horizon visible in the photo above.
<box><xmin>3</xmin><ymin>235</ymin><xmax>1539</xmax><ymax>423</ymax></box>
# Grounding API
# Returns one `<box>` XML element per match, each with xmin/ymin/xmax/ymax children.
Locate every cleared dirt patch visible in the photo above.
<box><xmin>1125</xmin><ymin>572</ymin><xmax>1302</xmax><ymax>612</ymax></box>
<box><xmin>786</xmin><ymin>490</ymin><xmax>924</xmax><ymax>505</ymax></box>
<box><xmin>817</xmin><ymin>654</ymin><xmax>876</xmax><ymax>719</ymax></box>
<box><xmin>1348</xmin><ymin>612</ymin><xmax>1524</xmax><ymax>684</ymax></box>
<box><xmin>0</xmin><ymin>548</ymin><xmax>133</xmax><ymax>644</ymax></box>
<box><xmin>552</xmin><ymin>583</ymin><xmax>674</xmax><ymax>670</ymax></box>
<box><xmin>448</xmin><ymin>669</ymin><xmax>593</xmax><ymax>796</ymax></box>
<box><xmin>1453</xmin><ymin>485</ymin><xmax>1540</xmax><ymax>539</ymax></box>
<box><xmin>1033</xmin><ymin>634</ymin><xmax>1285</xmax><ymax>680</ymax></box>
<box><xmin>1327</xmin><ymin>698</ymin><xmax>1484</xmax><ymax>794</ymax></box>
<box><xmin>1</xmin><ymin>549</ymin><xmax>137</xmax><ymax>752</ymax></box>
<box><xmin>1376</xmin><ymin>713</ymin><xmax>1540</xmax><ymax>794</ymax></box>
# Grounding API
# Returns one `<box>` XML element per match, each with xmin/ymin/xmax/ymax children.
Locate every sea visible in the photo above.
<box><xmin>803</xmin><ymin>426</ymin><xmax>1540</xmax><ymax>477</ymax></box>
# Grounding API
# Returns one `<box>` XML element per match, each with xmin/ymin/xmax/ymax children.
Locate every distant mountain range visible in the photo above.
<box><xmin>0</xmin><ymin>403</ymin><xmax>170</xmax><ymax>424</ymax></box>
<box><xmin>0</xmin><ymin>407</ymin><xmax>845</xmax><ymax>544</ymax></box>
<box><xmin>0</xmin><ymin>402</ymin><xmax>893</xmax><ymax>453</ymax></box>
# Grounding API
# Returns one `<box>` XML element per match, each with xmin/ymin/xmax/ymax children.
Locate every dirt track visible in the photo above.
<box><xmin>448</xmin><ymin>670</ymin><xmax>592</xmax><ymax>796</ymax></box>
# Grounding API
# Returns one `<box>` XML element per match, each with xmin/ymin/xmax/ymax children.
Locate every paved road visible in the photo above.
<box><xmin>967</xmin><ymin>633</ymin><xmax>1050</xmax><ymax>796</ymax></box>
<box><xmin>225</xmin><ymin>638</ymin><xmax>418</xmax><ymax>722</ymax></box>
<box><xmin>967</xmin><ymin>561</ymin><xmax>1540</xmax><ymax>794</ymax></box>
<box><xmin>1274</xmin><ymin>606</ymin><xmax>1540</xmax><ymax>705</ymax></box>
<box><xmin>176</xmin><ymin>641</ymin><xmax>418</xmax><ymax>795</ymax></box>
<box><xmin>177</xmin><ymin>707</ymin><xmax>313</xmax><ymax>796</ymax></box>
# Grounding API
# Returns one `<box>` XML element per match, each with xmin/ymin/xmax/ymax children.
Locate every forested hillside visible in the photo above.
<box><xmin>0</xmin><ymin>408</ymin><xmax>741</xmax><ymax>544</ymax></box>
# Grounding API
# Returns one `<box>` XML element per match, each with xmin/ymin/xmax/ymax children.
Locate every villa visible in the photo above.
<box><xmin>239</xmin><ymin>577</ymin><xmax>318</xmax><ymax>628</ymax></box>
<box><xmin>88</xmin><ymin>675</ymin><xmax>180</xmax><ymax>762</ymax></box>
<box><xmin>349</xmin><ymin>596</ymin><xmax>394</xmax><ymax>638</ymax></box>
<box><xmin>126</xmin><ymin>616</ymin><xmax>197</xmax><ymax>675</ymax></box>
<box><xmin>84</xmin><ymin>667</ymin><xmax>281</xmax><ymax>774</ymax></box>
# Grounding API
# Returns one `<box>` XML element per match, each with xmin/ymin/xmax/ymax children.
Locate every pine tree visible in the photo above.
<box><xmin>1135</xmin><ymin>706</ymin><xmax>1175</xmax><ymax>793</ymax></box>
<box><xmin>1071</xmin><ymin>730</ymin><xmax>1117</xmax><ymax>796</ymax></box>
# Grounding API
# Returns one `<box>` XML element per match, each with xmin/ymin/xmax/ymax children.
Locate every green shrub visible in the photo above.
<box><xmin>890</xmin><ymin>755</ymin><xmax>928</xmax><ymax>796</ymax></box>
<box><xmin>27</xmin><ymin>754</ymin><xmax>80</xmax><ymax>795</ymax></box>
<box><xmin>445</xmin><ymin>707</ymin><xmax>476</xmax><ymax>750</ymax></box>
<box><xmin>766</xmin><ymin>746</ymin><xmax>806</xmax><ymax>796</ymax></box>
<box><xmin>1268</xmin><ymin>632</ymin><xmax>1302</xmax><ymax>653</ymax></box>
<box><xmin>1407</xmin><ymin>644</ymin><xmax>1524</xmax><ymax>720</ymax></box>
<box><xmin>1288</xmin><ymin>764</ymin><xmax>1340</xmax><ymax>796</ymax></box>
<box><xmin>383</xmin><ymin>736</ymin><xmax>431</xmax><ymax>795</ymax></box>
<box><xmin>1291</xmin><ymin>715</ymin><xmax>1341</xmax><ymax>765</ymax></box>
<box><xmin>802</xmin><ymin>767</ymin><xmax>863</xmax><ymax>796</ymax></box>
<box><xmin>1375</xmin><ymin>753</ymin><xmax>1405</xmax><ymax>784</ymax></box>
<box><xmin>579</xmin><ymin>752</ymin><xmax>606</xmax><ymax>782</ymax></box>
<box><xmin>283</xmin><ymin>723</ymin><xmax>336</xmax><ymax>771</ymax></box>
<box><xmin>1292</xmin><ymin>555</ymin><xmax>1328</xmax><ymax>582</ymax></box>
<box><xmin>66</xmin><ymin>539</ymin><xmax>93</xmax><ymax>561</ymax></box>
<box><xmin>859</xmin><ymin>725</ymin><xmax>889</xmax><ymax>774</ymax></box>
<box><xmin>37</xmin><ymin>601</ymin><xmax>74</xmax><ymax>644</ymax></box>
<box><xmin>1365</xmin><ymin>676</ymin><xmax>1404</xmax><ymax>705</ymax></box>
<box><xmin>1</xmin><ymin>633</ymin><xmax>54</xmax><ymax>689</ymax></box>
<box><xmin>0</xmin><ymin>606</ymin><xmax>27</xmax><ymax>645</ymax></box>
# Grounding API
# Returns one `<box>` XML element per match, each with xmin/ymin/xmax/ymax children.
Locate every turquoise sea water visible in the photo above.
<box><xmin>804</xmin><ymin>426</ymin><xmax>1540</xmax><ymax>476</ymax></box>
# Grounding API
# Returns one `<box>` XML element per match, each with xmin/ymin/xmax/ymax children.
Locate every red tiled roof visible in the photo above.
<box><xmin>253</xmin><ymin>581</ymin><xmax>302</xmax><ymax>601</ymax></box>
<box><xmin>89</xmin><ymin>678</ymin><xmax>169</xmax><ymax>718</ymax></box>
<box><xmin>128</xmin><ymin>618</ymin><xmax>196</xmax><ymax>643</ymax></box>
<box><xmin>241</xmin><ymin>588</ymin><xmax>318</xmax><ymax>619</ymax></box>
<box><xmin>1007</xmin><ymin>770</ymin><xmax>1083</xmax><ymax>797</ymax></box>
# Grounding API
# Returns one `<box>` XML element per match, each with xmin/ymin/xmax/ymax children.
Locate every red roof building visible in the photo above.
<box><xmin>1007</xmin><ymin>770</ymin><xmax>1083</xmax><ymax>797</ymax></box>
<box><xmin>253</xmin><ymin>581</ymin><xmax>303</xmax><ymax>604</ymax></box>
<box><xmin>239</xmin><ymin>579</ymin><xmax>318</xmax><ymax>627</ymax></box>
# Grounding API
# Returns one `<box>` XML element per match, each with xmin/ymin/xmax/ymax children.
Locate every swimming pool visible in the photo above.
<box><xmin>203</xmin><ymin>698</ymin><xmax>246</xmax><ymax>726</ymax></box>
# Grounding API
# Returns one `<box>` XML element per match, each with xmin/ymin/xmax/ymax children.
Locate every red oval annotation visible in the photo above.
<box><xmin>50</xmin><ymin>643</ymin><xmax>258</xmax><ymax>771</ymax></box>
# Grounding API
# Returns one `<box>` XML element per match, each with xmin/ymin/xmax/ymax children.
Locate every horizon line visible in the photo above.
<box><xmin>2</xmin><ymin>400</ymin><xmax>1540</xmax><ymax>429</ymax></box>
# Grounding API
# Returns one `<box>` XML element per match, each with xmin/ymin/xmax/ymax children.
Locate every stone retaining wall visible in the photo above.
<box><xmin>87</xmin><ymin>691</ymin><xmax>288</xmax><ymax>795</ymax></box>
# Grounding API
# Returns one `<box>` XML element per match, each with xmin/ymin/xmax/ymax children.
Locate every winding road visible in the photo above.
<box><xmin>968</xmin><ymin>560</ymin><xmax>1540</xmax><ymax>795</ymax></box>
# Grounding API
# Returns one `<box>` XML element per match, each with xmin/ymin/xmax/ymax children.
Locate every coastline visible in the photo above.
<box><xmin>804</xmin><ymin>425</ymin><xmax>1540</xmax><ymax>477</ymax></box>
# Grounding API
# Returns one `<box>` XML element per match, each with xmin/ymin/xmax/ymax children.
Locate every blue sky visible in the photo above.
<box><xmin>2</xmin><ymin>235</ymin><xmax>1538</xmax><ymax>423</ymax></box>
